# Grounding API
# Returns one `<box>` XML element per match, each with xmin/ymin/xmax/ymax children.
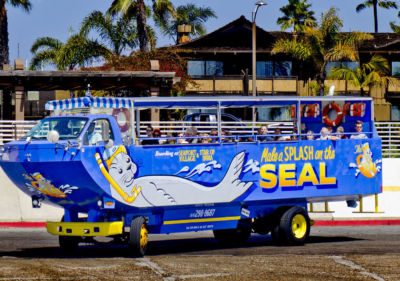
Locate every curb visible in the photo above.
<box><xmin>313</xmin><ymin>220</ymin><xmax>400</xmax><ymax>226</ymax></box>
<box><xmin>0</xmin><ymin>222</ymin><xmax>46</xmax><ymax>228</ymax></box>
<box><xmin>1</xmin><ymin>220</ymin><xmax>400</xmax><ymax>228</ymax></box>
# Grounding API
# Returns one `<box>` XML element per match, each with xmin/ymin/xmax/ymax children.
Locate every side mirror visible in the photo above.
<box><xmin>105</xmin><ymin>139</ymin><xmax>114</xmax><ymax>149</ymax></box>
<box><xmin>101</xmin><ymin>121</ymin><xmax>110</xmax><ymax>142</ymax></box>
<box><xmin>47</xmin><ymin>130</ymin><xmax>60</xmax><ymax>143</ymax></box>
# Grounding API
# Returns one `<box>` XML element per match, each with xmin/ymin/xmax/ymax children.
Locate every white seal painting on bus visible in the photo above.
<box><xmin>95</xmin><ymin>146</ymin><xmax>253</xmax><ymax>207</ymax></box>
<box><xmin>349</xmin><ymin>142</ymin><xmax>382</xmax><ymax>178</ymax></box>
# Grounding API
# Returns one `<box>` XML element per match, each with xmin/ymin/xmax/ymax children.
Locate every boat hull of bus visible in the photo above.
<box><xmin>0</xmin><ymin>137</ymin><xmax>382</xmax><ymax>234</ymax></box>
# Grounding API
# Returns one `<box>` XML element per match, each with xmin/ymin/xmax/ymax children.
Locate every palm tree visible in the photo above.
<box><xmin>156</xmin><ymin>3</ymin><xmax>217</xmax><ymax>44</ymax></box>
<box><xmin>30</xmin><ymin>34</ymin><xmax>111</xmax><ymax>70</ymax></box>
<box><xmin>277</xmin><ymin>0</ymin><xmax>317</xmax><ymax>32</ymax></box>
<box><xmin>356</xmin><ymin>0</ymin><xmax>398</xmax><ymax>33</ymax></box>
<box><xmin>390</xmin><ymin>20</ymin><xmax>400</xmax><ymax>32</ymax></box>
<box><xmin>328</xmin><ymin>54</ymin><xmax>399</xmax><ymax>95</ymax></box>
<box><xmin>79</xmin><ymin>11</ymin><xmax>139</xmax><ymax>56</ymax></box>
<box><xmin>272</xmin><ymin>7</ymin><xmax>373</xmax><ymax>96</ymax></box>
<box><xmin>107</xmin><ymin>0</ymin><xmax>175</xmax><ymax>52</ymax></box>
<box><xmin>0</xmin><ymin>0</ymin><xmax>32</xmax><ymax>68</ymax></box>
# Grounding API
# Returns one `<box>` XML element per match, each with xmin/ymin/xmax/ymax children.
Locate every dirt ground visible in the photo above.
<box><xmin>0</xmin><ymin>226</ymin><xmax>399</xmax><ymax>280</ymax></box>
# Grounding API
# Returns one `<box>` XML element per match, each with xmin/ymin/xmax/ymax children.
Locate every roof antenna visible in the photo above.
<box><xmin>86</xmin><ymin>84</ymin><xmax>91</xmax><ymax>97</ymax></box>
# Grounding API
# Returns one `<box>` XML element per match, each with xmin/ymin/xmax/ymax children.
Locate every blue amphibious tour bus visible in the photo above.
<box><xmin>0</xmin><ymin>96</ymin><xmax>382</xmax><ymax>256</ymax></box>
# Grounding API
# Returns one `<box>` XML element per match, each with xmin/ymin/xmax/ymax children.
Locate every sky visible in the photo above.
<box><xmin>7</xmin><ymin>0</ymin><xmax>400</xmax><ymax>69</ymax></box>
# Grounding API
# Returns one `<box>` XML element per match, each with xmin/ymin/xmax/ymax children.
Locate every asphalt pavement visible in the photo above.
<box><xmin>0</xmin><ymin>226</ymin><xmax>399</xmax><ymax>280</ymax></box>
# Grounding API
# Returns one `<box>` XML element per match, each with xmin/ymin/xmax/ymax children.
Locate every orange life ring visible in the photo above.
<box><xmin>322</xmin><ymin>103</ymin><xmax>343</xmax><ymax>127</ymax></box>
<box><xmin>291</xmin><ymin>105</ymin><xmax>296</xmax><ymax>118</ymax></box>
<box><xmin>112</xmin><ymin>108</ymin><xmax>131</xmax><ymax>133</ymax></box>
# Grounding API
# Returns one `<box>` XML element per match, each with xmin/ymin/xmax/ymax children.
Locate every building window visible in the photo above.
<box><xmin>188</xmin><ymin>61</ymin><xmax>205</xmax><ymax>75</ymax></box>
<box><xmin>392</xmin><ymin>61</ymin><xmax>400</xmax><ymax>76</ymax></box>
<box><xmin>188</xmin><ymin>60</ymin><xmax>223</xmax><ymax>76</ymax></box>
<box><xmin>391</xmin><ymin>105</ymin><xmax>400</xmax><ymax>121</ymax></box>
<box><xmin>326</xmin><ymin>61</ymin><xmax>359</xmax><ymax>74</ymax></box>
<box><xmin>256</xmin><ymin>61</ymin><xmax>292</xmax><ymax>76</ymax></box>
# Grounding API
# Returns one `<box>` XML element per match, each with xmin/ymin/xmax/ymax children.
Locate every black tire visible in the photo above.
<box><xmin>59</xmin><ymin>236</ymin><xmax>79</xmax><ymax>255</ymax></box>
<box><xmin>129</xmin><ymin>216</ymin><xmax>148</xmax><ymax>257</ymax></box>
<box><xmin>213</xmin><ymin>219</ymin><xmax>252</xmax><ymax>246</ymax></box>
<box><xmin>270</xmin><ymin>207</ymin><xmax>289</xmax><ymax>245</ymax></box>
<box><xmin>279</xmin><ymin>206</ymin><xmax>310</xmax><ymax>246</ymax></box>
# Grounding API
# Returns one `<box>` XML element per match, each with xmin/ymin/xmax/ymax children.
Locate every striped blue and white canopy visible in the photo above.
<box><xmin>46</xmin><ymin>96</ymin><xmax>373</xmax><ymax>110</ymax></box>
<box><xmin>45</xmin><ymin>97</ymin><xmax>133</xmax><ymax>110</ymax></box>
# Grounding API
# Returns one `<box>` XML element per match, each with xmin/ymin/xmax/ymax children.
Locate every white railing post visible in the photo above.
<box><xmin>390</xmin><ymin>123</ymin><xmax>392</xmax><ymax>157</ymax></box>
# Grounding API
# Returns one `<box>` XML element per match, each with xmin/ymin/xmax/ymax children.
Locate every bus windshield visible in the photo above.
<box><xmin>22</xmin><ymin>117</ymin><xmax>89</xmax><ymax>140</ymax></box>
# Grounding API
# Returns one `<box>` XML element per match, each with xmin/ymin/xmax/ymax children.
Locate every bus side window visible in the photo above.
<box><xmin>83</xmin><ymin>119</ymin><xmax>115</xmax><ymax>145</ymax></box>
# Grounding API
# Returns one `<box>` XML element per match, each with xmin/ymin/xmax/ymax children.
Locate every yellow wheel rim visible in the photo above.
<box><xmin>140</xmin><ymin>224</ymin><xmax>148</xmax><ymax>250</ymax></box>
<box><xmin>292</xmin><ymin>214</ymin><xmax>307</xmax><ymax>239</ymax></box>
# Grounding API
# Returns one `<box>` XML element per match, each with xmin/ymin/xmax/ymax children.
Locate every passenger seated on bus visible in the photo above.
<box><xmin>257</xmin><ymin>125</ymin><xmax>272</xmax><ymax>142</ymax></box>
<box><xmin>191</xmin><ymin>126</ymin><xmax>198</xmax><ymax>143</ymax></box>
<box><xmin>200</xmin><ymin>133</ymin><xmax>210</xmax><ymax>144</ymax></box>
<box><xmin>87</xmin><ymin>123</ymin><xmax>102</xmax><ymax>145</ymax></box>
<box><xmin>273</xmin><ymin>129</ymin><xmax>285</xmax><ymax>141</ymax></box>
<box><xmin>182</xmin><ymin>127</ymin><xmax>196</xmax><ymax>144</ymax></box>
<box><xmin>54</xmin><ymin>119</ymin><xmax>70</xmax><ymax>135</ymax></box>
<box><xmin>177</xmin><ymin>132</ymin><xmax>185</xmax><ymax>144</ymax></box>
<box><xmin>317</xmin><ymin>127</ymin><xmax>330</xmax><ymax>140</ymax></box>
<box><xmin>290</xmin><ymin>129</ymin><xmax>298</xmax><ymax>140</ymax></box>
<box><xmin>165</xmin><ymin>133</ymin><xmax>176</xmax><ymax>144</ymax></box>
<box><xmin>330</xmin><ymin>126</ymin><xmax>348</xmax><ymax>141</ymax></box>
<box><xmin>210</xmin><ymin>129</ymin><xmax>218</xmax><ymax>143</ymax></box>
<box><xmin>221</xmin><ymin>129</ymin><xmax>230</xmax><ymax>143</ymax></box>
<box><xmin>141</xmin><ymin>125</ymin><xmax>159</xmax><ymax>145</ymax></box>
<box><xmin>307</xmin><ymin>130</ymin><xmax>315</xmax><ymax>140</ymax></box>
<box><xmin>350</xmin><ymin>120</ymin><xmax>368</xmax><ymax>139</ymax></box>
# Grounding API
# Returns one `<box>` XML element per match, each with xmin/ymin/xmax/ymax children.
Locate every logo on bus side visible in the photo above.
<box><xmin>349</xmin><ymin>142</ymin><xmax>382</xmax><ymax>178</ymax></box>
<box><xmin>23</xmin><ymin>173</ymin><xmax>79</xmax><ymax>198</ymax></box>
<box><xmin>259</xmin><ymin>145</ymin><xmax>337</xmax><ymax>192</ymax></box>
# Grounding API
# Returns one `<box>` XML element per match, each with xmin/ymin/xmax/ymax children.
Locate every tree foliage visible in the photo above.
<box><xmin>272</xmin><ymin>7</ymin><xmax>373</xmax><ymax>95</ymax></box>
<box><xmin>0</xmin><ymin>0</ymin><xmax>33</xmax><ymax>67</ymax></box>
<box><xmin>79</xmin><ymin>10</ymin><xmax>139</xmax><ymax>56</ymax></box>
<box><xmin>156</xmin><ymin>3</ymin><xmax>217</xmax><ymax>43</ymax></box>
<box><xmin>356</xmin><ymin>0</ymin><xmax>398</xmax><ymax>33</ymax></box>
<box><xmin>327</xmin><ymin>54</ymin><xmax>399</xmax><ymax>94</ymax></box>
<box><xmin>107</xmin><ymin>0</ymin><xmax>175</xmax><ymax>51</ymax></box>
<box><xmin>81</xmin><ymin>49</ymin><xmax>194</xmax><ymax>95</ymax></box>
<box><xmin>30</xmin><ymin>34</ymin><xmax>111</xmax><ymax>70</ymax></box>
<box><xmin>277</xmin><ymin>0</ymin><xmax>317</xmax><ymax>32</ymax></box>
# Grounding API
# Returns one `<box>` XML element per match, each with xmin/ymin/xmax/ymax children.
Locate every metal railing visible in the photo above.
<box><xmin>0</xmin><ymin>120</ymin><xmax>39</xmax><ymax>144</ymax></box>
<box><xmin>2</xmin><ymin>120</ymin><xmax>398</xmax><ymax>157</ymax></box>
<box><xmin>137</xmin><ymin>120</ymin><xmax>295</xmax><ymax>137</ymax></box>
<box><xmin>375</xmin><ymin>122</ymin><xmax>400</xmax><ymax>157</ymax></box>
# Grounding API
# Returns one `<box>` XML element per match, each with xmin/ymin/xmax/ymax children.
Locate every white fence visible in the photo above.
<box><xmin>1</xmin><ymin>120</ymin><xmax>399</xmax><ymax>158</ymax></box>
<box><xmin>375</xmin><ymin>122</ymin><xmax>400</xmax><ymax>157</ymax></box>
<box><xmin>0</xmin><ymin>120</ymin><xmax>38</xmax><ymax>143</ymax></box>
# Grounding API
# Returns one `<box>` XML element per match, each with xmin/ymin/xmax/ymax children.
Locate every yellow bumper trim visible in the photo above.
<box><xmin>163</xmin><ymin>216</ymin><xmax>241</xmax><ymax>225</ymax></box>
<box><xmin>46</xmin><ymin>221</ymin><xmax>123</xmax><ymax>237</ymax></box>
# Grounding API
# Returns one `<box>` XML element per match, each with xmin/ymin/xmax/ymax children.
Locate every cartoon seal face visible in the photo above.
<box><xmin>107</xmin><ymin>149</ymin><xmax>137</xmax><ymax>192</ymax></box>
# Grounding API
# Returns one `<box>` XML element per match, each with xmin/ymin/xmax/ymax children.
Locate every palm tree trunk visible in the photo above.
<box><xmin>374</xmin><ymin>0</ymin><xmax>378</xmax><ymax>33</ymax></box>
<box><xmin>0</xmin><ymin>1</ymin><xmax>10</xmax><ymax>68</ymax></box>
<box><xmin>136</xmin><ymin>0</ymin><xmax>149</xmax><ymax>52</ymax></box>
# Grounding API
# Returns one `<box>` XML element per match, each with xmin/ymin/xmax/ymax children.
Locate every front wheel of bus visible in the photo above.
<box><xmin>129</xmin><ymin>216</ymin><xmax>148</xmax><ymax>257</ymax></box>
<box><xmin>59</xmin><ymin>236</ymin><xmax>80</xmax><ymax>255</ymax></box>
<box><xmin>279</xmin><ymin>206</ymin><xmax>310</xmax><ymax>246</ymax></box>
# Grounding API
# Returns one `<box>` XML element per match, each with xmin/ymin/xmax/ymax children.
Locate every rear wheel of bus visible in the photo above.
<box><xmin>272</xmin><ymin>206</ymin><xmax>310</xmax><ymax>246</ymax></box>
<box><xmin>213</xmin><ymin>219</ymin><xmax>252</xmax><ymax>246</ymax></box>
<box><xmin>129</xmin><ymin>216</ymin><xmax>148</xmax><ymax>257</ymax></box>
